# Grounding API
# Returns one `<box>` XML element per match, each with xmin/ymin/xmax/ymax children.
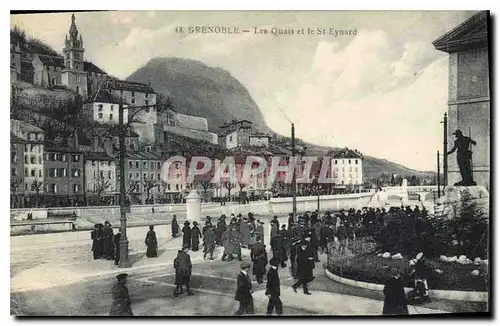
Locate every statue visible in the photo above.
<box><xmin>447</xmin><ymin>129</ymin><xmax>477</xmax><ymax>186</ymax></box>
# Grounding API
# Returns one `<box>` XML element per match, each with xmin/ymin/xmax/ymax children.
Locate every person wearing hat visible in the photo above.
<box><xmin>182</xmin><ymin>221</ymin><xmax>192</xmax><ymax>249</ymax></box>
<box><xmin>256</xmin><ymin>220</ymin><xmax>265</xmax><ymax>245</ymax></box>
<box><xmin>171</xmin><ymin>215</ymin><xmax>179</xmax><ymax>238</ymax></box>
<box><xmin>145</xmin><ymin>225</ymin><xmax>158</xmax><ymax>258</ymax></box>
<box><xmin>173</xmin><ymin>245</ymin><xmax>194</xmax><ymax>297</ymax></box>
<box><xmin>102</xmin><ymin>221</ymin><xmax>115</xmax><ymax>260</ymax></box>
<box><xmin>234</xmin><ymin>261</ymin><xmax>254</xmax><ymax>315</ymax></box>
<box><xmin>250</xmin><ymin>239</ymin><xmax>268</xmax><ymax>284</ymax></box>
<box><xmin>447</xmin><ymin>129</ymin><xmax>477</xmax><ymax>186</ymax></box>
<box><xmin>240</xmin><ymin>217</ymin><xmax>251</xmax><ymax>248</ymax></box>
<box><xmin>291</xmin><ymin>238</ymin><xmax>314</xmax><ymax>295</ymax></box>
<box><xmin>203</xmin><ymin>223</ymin><xmax>216</xmax><ymax>260</ymax></box>
<box><xmin>190</xmin><ymin>221</ymin><xmax>202</xmax><ymax>252</ymax></box>
<box><xmin>216</xmin><ymin>215</ymin><xmax>227</xmax><ymax>246</ymax></box>
<box><xmin>382</xmin><ymin>265</ymin><xmax>409</xmax><ymax>315</ymax></box>
<box><xmin>266</xmin><ymin>258</ymin><xmax>283</xmax><ymax>315</ymax></box>
<box><xmin>109</xmin><ymin>273</ymin><xmax>133</xmax><ymax>316</ymax></box>
<box><xmin>91</xmin><ymin>223</ymin><xmax>102</xmax><ymax>260</ymax></box>
<box><xmin>270</xmin><ymin>220</ymin><xmax>279</xmax><ymax>250</ymax></box>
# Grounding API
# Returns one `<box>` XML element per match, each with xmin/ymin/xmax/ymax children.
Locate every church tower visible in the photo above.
<box><xmin>61</xmin><ymin>14</ymin><xmax>88</xmax><ymax>99</ymax></box>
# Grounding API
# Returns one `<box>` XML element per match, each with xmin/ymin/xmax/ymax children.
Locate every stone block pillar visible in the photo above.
<box><xmin>186</xmin><ymin>190</ymin><xmax>201</xmax><ymax>224</ymax></box>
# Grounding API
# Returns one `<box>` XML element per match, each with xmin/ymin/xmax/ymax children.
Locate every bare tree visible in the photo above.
<box><xmin>223</xmin><ymin>181</ymin><xmax>237</xmax><ymax>199</ymax></box>
<box><xmin>127</xmin><ymin>180</ymin><xmax>140</xmax><ymax>194</ymax></box>
<box><xmin>31</xmin><ymin>180</ymin><xmax>45</xmax><ymax>208</ymax></box>
<box><xmin>93</xmin><ymin>176</ymin><xmax>111</xmax><ymax>203</ymax></box>
<box><xmin>199</xmin><ymin>180</ymin><xmax>214</xmax><ymax>200</ymax></box>
<box><xmin>142</xmin><ymin>178</ymin><xmax>158</xmax><ymax>204</ymax></box>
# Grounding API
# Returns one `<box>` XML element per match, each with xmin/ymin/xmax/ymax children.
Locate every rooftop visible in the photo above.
<box><xmin>90</xmin><ymin>89</ymin><xmax>122</xmax><ymax>104</ymax></box>
<box><xmin>11</xmin><ymin>119</ymin><xmax>44</xmax><ymax>134</ymax></box>
<box><xmin>330</xmin><ymin>148</ymin><xmax>364</xmax><ymax>159</ymax></box>
<box><xmin>105</xmin><ymin>79</ymin><xmax>156</xmax><ymax>95</ymax></box>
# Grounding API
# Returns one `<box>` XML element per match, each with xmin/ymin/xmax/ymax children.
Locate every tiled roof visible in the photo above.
<box><xmin>330</xmin><ymin>148</ymin><xmax>363</xmax><ymax>159</ymax></box>
<box><xmin>84</xmin><ymin>61</ymin><xmax>107</xmax><ymax>75</ymax></box>
<box><xmin>127</xmin><ymin>151</ymin><xmax>163</xmax><ymax>161</ymax></box>
<box><xmin>36</xmin><ymin>54</ymin><xmax>65</xmax><ymax>68</ymax></box>
<box><xmin>10</xmin><ymin>119</ymin><xmax>44</xmax><ymax>133</ymax></box>
<box><xmin>105</xmin><ymin>79</ymin><xmax>156</xmax><ymax>94</ymax></box>
<box><xmin>91</xmin><ymin>89</ymin><xmax>122</xmax><ymax>104</ymax></box>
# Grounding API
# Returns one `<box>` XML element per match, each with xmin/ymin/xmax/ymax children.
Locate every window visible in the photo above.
<box><xmin>30</xmin><ymin>156</ymin><xmax>36</xmax><ymax>164</ymax></box>
<box><xmin>38</xmin><ymin>156</ymin><xmax>42</xmax><ymax>164</ymax></box>
<box><xmin>24</xmin><ymin>155</ymin><xmax>28</xmax><ymax>164</ymax></box>
<box><xmin>108</xmin><ymin>171</ymin><xmax>112</xmax><ymax>179</ymax></box>
<box><xmin>143</xmin><ymin>173</ymin><xmax>147</xmax><ymax>180</ymax></box>
<box><xmin>131</xmin><ymin>98</ymin><xmax>135</xmax><ymax>104</ymax></box>
<box><xmin>98</xmin><ymin>105</ymin><xmax>103</xmax><ymax>111</ymax></box>
<box><xmin>150</xmin><ymin>173</ymin><xmax>154</xmax><ymax>180</ymax></box>
<box><xmin>167</xmin><ymin>184</ymin><xmax>171</xmax><ymax>190</ymax></box>
<box><xmin>29</xmin><ymin>133</ymin><xmax>35</xmax><ymax>141</ymax></box>
<box><xmin>30</xmin><ymin>169</ymin><xmax>36</xmax><ymax>177</ymax></box>
<box><xmin>72</xmin><ymin>169</ymin><xmax>80</xmax><ymax>178</ymax></box>
<box><xmin>25</xmin><ymin>145</ymin><xmax>29</xmax><ymax>152</ymax></box>
<box><xmin>72</xmin><ymin>155</ymin><xmax>80</xmax><ymax>162</ymax></box>
<box><xmin>135</xmin><ymin>173</ymin><xmax>140</xmax><ymax>179</ymax></box>
<box><xmin>76</xmin><ymin>86</ymin><xmax>80</xmax><ymax>94</ymax></box>
<box><xmin>146</xmin><ymin>108</ymin><xmax>150</xmax><ymax>113</ymax></box>
<box><xmin>110</xmin><ymin>105</ymin><xmax>114</xmax><ymax>111</ymax></box>
<box><xmin>39</xmin><ymin>170</ymin><xmax>42</xmax><ymax>177</ymax></box>
<box><xmin>11</xmin><ymin>168</ymin><xmax>17</xmax><ymax>176</ymax></box>
<box><xmin>176</xmin><ymin>184</ymin><xmax>179</xmax><ymax>191</ymax></box>
<box><xmin>129</xmin><ymin>161</ymin><xmax>133</xmax><ymax>169</ymax></box>
<box><xmin>349</xmin><ymin>160</ymin><xmax>351</xmax><ymax>164</ymax></box>
<box><xmin>355</xmin><ymin>159</ymin><xmax>358</xmax><ymax>164</ymax></box>
<box><xmin>25</xmin><ymin>168</ymin><xmax>28</xmax><ymax>176</ymax></box>
<box><xmin>30</xmin><ymin>144</ymin><xmax>35</xmax><ymax>152</ymax></box>
<box><xmin>131</xmin><ymin>91</ymin><xmax>135</xmax><ymax>97</ymax></box>
<box><xmin>11</xmin><ymin>152</ymin><xmax>17</xmax><ymax>163</ymax></box>
<box><xmin>143</xmin><ymin>162</ymin><xmax>148</xmax><ymax>169</ymax></box>
<box><xmin>135</xmin><ymin>162</ymin><xmax>140</xmax><ymax>169</ymax></box>
<box><xmin>157</xmin><ymin>173</ymin><xmax>161</xmax><ymax>180</ymax></box>
<box><xmin>145</xmin><ymin>100</ymin><xmax>149</xmax><ymax>106</ymax></box>
<box><xmin>150</xmin><ymin>162</ymin><xmax>155</xmax><ymax>169</ymax></box>
<box><xmin>73</xmin><ymin>184</ymin><xmax>79</xmax><ymax>192</ymax></box>
<box><xmin>109</xmin><ymin>114</ymin><xmax>113</xmax><ymax>120</ymax></box>
<box><xmin>76</xmin><ymin>76</ymin><xmax>80</xmax><ymax>82</ymax></box>
<box><xmin>98</xmin><ymin>113</ymin><xmax>103</xmax><ymax>119</ymax></box>
<box><xmin>50</xmin><ymin>184</ymin><xmax>57</xmax><ymax>193</ymax></box>
<box><xmin>100</xmin><ymin>171</ymin><xmax>104</xmax><ymax>178</ymax></box>
<box><xmin>229</xmin><ymin>136</ymin><xmax>233</xmax><ymax>142</ymax></box>
<box><xmin>62</xmin><ymin>154</ymin><xmax>67</xmax><ymax>162</ymax></box>
<box><xmin>129</xmin><ymin>173</ymin><xmax>133</xmax><ymax>180</ymax></box>
<box><xmin>157</xmin><ymin>162</ymin><xmax>161</xmax><ymax>169</ymax></box>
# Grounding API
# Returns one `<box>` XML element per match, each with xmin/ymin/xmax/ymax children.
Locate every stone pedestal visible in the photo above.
<box><xmin>186</xmin><ymin>190</ymin><xmax>201</xmax><ymax>224</ymax></box>
<box><xmin>443</xmin><ymin>185</ymin><xmax>489</xmax><ymax>203</ymax></box>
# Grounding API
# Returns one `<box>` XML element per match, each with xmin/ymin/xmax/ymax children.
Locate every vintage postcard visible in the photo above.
<box><xmin>10</xmin><ymin>10</ymin><xmax>490</xmax><ymax>316</ymax></box>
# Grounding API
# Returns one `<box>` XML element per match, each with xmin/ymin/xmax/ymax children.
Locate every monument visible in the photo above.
<box><xmin>447</xmin><ymin>129</ymin><xmax>477</xmax><ymax>186</ymax></box>
<box><xmin>185</xmin><ymin>190</ymin><xmax>201</xmax><ymax>224</ymax></box>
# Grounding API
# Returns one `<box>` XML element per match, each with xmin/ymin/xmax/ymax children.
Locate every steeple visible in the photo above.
<box><xmin>69</xmin><ymin>13</ymin><xmax>78</xmax><ymax>40</ymax></box>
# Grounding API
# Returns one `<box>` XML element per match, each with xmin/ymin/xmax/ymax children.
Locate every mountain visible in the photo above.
<box><xmin>127</xmin><ymin>57</ymin><xmax>432</xmax><ymax>179</ymax></box>
<box><xmin>126</xmin><ymin>57</ymin><xmax>269</xmax><ymax>132</ymax></box>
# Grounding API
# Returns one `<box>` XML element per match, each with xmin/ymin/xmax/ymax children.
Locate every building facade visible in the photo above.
<box><xmin>84</xmin><ymin>89</ymin><xmax>129</xmax><ymax>126</ymax></box>
<box><xmin>433</xmin><ymin>11</ymin><xmax>490</xmax><ymax>188</ymax></box>
<box><xmin>11</xmin><ymin>42</ymin><xmax>21</xmax><ymax>81</ymax></box>
<box><xmin>331</xmin><ymin>148</ymin><xmax>364</xmax><ymax>186</ymax></box>
<box><xmin>82</xmin><ymin>150</ymin><xmax>117</xmax><ymax>204</ymax></box>
<box><xmin>11</xmin><ymin>133</ymin><xmax>25</xmax><ymax>207</ymax></box>
<box><xmin>11</xmin><ymin>120</ymin><xmax>45</xmax><ymax>196</ymax></box>
<box><xmin>123</xmin><ymin>152</ymin><xmax>164</xmax><ymax>204</ymax></box>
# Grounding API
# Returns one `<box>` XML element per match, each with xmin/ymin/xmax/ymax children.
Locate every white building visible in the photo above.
<box><xmin>85</xmin><ymin>89</ymin><xmax>129</xmax><ymax>125</ymax></box>
<box><xmin>249</xmin><ymin>133</ymin><xmax>271</xmax><ymax>148</ymax></box>
<box><xmin>82</xmin><ymin>150</ymin><xmax>117</xmax><ymax>196</ymax></box>
<box><xmin>331</xmin><ymin>148</ymin><xmax>364</xmax><ymax>186</ymax></box>
<box><xmin>11</xmin><ymin>119</ymin><xmax>45</xmax><ymax>193</ymax></box>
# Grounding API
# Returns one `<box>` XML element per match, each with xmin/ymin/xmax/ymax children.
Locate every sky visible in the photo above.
<box><xmin>10</xmin><ymin>10</ymin><xmax>477</xmax><ymax>171</ymax></box>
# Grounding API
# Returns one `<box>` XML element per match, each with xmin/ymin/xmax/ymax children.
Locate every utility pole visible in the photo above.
<box><xmin>291</xmin><ymin>123</ymin><xmax>297</xmax><ymax>223</ymax></box>
<box><xmin>118</xmin><ymin>98</ymin><xmax>130</xmax><ymax>268</ymax></box>
<box><xmin>437</xmin><ymin>150</ymin><xmax>441</xmax><ymax>199</ymax></box>
<box><xmin>442</xmin><ymin>112</ymin><xmax>448</xmax><ymax>188</ymax></box>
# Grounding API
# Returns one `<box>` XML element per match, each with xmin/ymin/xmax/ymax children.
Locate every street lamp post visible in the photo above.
<box><xmin>118</xmin><ymin>98</ymin><xmax>131</xmax><ymax>268</ymax></box>
<box><xmin>291</xmin><ymin>123</ymin><xmax>297</xmax><ymax>223</ymax></box>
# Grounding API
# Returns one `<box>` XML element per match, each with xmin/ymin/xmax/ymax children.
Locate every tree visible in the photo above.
<box><xmin>128</xmin><ymin>180</ymin><xmax>140</xmax><ymax>194</ymax></box>
<box><xmin>93</xmin><ymin>176</ymin><xmax>111</xmax><ymax>202</ymax></box>
<box><xmin>223</xmin><ymin>181</ymin><xmax>237</xmax><ymax>199</ymax></box>
<box><xmin>199</xmin><ymin>180</ymin><xmax>214</xmax><ymax>200</ymax></box>
<box><xmin>142</xmin><ymin>178</ymin><xmax>158</xmax><ymax>204</ymax></box>
<box><xmin>31</xmin><ymin>180</ymin><xmax>45</xmax><ymax>208</ymax></box>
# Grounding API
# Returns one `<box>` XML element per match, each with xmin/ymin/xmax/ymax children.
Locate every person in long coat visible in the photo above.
<box><xmin>292</xmin><ymin>239</ymin><xmax>314</xmax><ymax>295</ymax></box>
<box><xmin>203</xmin><ymin>224</ymin><xmax>217</xmax><ymax>260</ymax></box>
<box><xmin>109</xmin><ymin>273</ymin><xmax>133</xmax><ymax>316</ymax></box>
<box><xmin>113</xmin><ymin>231</ymin><xmax>121</xmax><ymax>266</ymax></box>
<box><xmin>240</xmin><ymin>219</ymin><xmax>252</xmax><ymax>247</ymax></box>
<box><xmin>182</xmin><ymin>221</ymin><xmax>192</xmax><ymax>249</ymax></box>
<box><xmin>250</xmin><ymin>240</ymin><xmax>268</xmax><ymax>284</ymax></box>
<box><xmin>229</xmin><ymin>225</ymin><xmax>243</xmax><ymax>261</ymax></box>
<box><xmin>171</xmin><ymin>215</ymin><xmax>179</xmax><ymax>238</ymax></box>
<box><xmin>234</xmin><ymin>262</ymin><xmax>254</xmax><ymax>315</ymax></box>
<box><xmin>174</xmin><ymin>246</ymin><xmax>194</xmax><ymax>297</ymax></box>
<box><xmin>91</xmin><ymin>224</ymin><xmax>102</xmax><ymax>260</ymax></box>
<box><xmin>266</xmin><ymin>258</ymin><xmax>283</xmax><ymax>315</ymax></box>
<box><xmin>383</xmin><ymin>266</ymin><xmax>409</xmax><ymax>315</ymax></box>
<box><xmin>216</xmin><ymin>216</ymin><xmax>227</xmax><ymax>246</ymax></box>
<box><xmin>270</xmin><ymin>222</ymin><xmax>279</xmax><ymax>251</ymax></box>
<box><xmin>145</xmin><ymin>225</ymin><xmax>158</xmax><ymax>258</ymax></box>
<box><xmin>191</xmin><ymin>221</ymin><xmax>202</xmax><ymax>251</ymax></box>
<box><xmin>256</xmin><ymin>220</ymin><xmax>265</xmax><ymax>245</ymax></box>
<box><xmin>102</xmin><ymin>221</ymin><xmax>115</xmax><ymax>260</ymax></box>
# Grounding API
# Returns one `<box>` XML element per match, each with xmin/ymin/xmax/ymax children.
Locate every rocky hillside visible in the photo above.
<box><xmin>126</xmin><ymin>57</ymin><xmax>269</xmax><ymax>132</ymax></box>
